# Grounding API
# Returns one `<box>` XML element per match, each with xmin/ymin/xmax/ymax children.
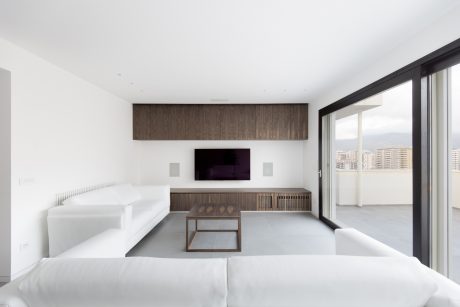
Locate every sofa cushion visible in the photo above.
<box><xmin>110</xmin><ymin>184</ymin><xmax>141</xmax><ymax>205</ymax></box>
<box><xmin>227</xmin><ymin>255</ymin><xmax>437</xmax><ymax>307</ymax></box>
<box><xmin>129</xmin><ymin>199</ymin><xmax>167</xmax><ymax>235</ymax></box>
<box><xmin>62</xmin><ymin>187</ymin><xmax>120</xmax><ymax>206</ymax></box>
<box><xmin>131</xmin><ymin>199</ymin><xmax>154</xmax><ymax>217</ymax></box>
<box><xmin>19</xmin><ymin>257</ymin><xmax>228</xmax><ymax>307</ymax></box>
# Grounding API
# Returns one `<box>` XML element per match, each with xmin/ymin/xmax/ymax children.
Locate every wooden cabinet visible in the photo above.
<box><xmin>133</xmin><ymin>104</ymin><xmax>308</xmax><ymax>140</ymax></box>
<box><xmin>255</xmin><ymin>104</ymin><xmax>292</xmax><ymax>139</ymax></box>
<box><xmin>170</xmin><ymin>188</ymin><xmax>311</xmax><ymax>212</ymax></box>
<box><xmin>221</xmin><ymin>105</ymin><xmax>257</xmax><ymax>140</ymax></box>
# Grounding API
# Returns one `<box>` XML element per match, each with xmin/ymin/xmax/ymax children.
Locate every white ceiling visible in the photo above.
<box><xmin>0</xmin><ymin>0</ymin><xmax>459</xmax><ymax>103</ymax></box>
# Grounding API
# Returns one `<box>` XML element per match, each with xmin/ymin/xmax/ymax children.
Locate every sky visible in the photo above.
<box><xmin>335</xmin><ymin>63</ymin><xmax>460</xmax><ymax>140</ymax></box>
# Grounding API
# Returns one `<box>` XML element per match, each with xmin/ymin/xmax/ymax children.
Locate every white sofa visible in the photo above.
<box><xmin>336</xmin><ymin>228</ymin><xmax>460</xmax><ymax>307</ymax></box>
<box><xmin>1</xmin><ymin>228</ymin><xmax>459</xmax><ymax>307</ymax></box>
<box><xmin>47</xmin><ymin>184</ymin><xmax>170</xmax><ymax>257</ymax></box>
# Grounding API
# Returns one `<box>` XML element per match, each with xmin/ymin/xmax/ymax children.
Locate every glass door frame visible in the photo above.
<box><xmin>427</xmin><ymin>58</ymin><xmax>460</xmax><ymax>278</ymax></box>
<box><xmin>318</xmin><ymin>38</ymin><xmax>460</xmax><ymax>266</ymax></box>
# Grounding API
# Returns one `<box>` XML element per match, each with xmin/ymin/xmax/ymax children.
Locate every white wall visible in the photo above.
<box><xmin>0</xmin><ymin>38</ymin><xmax>134</xmax><ymax>280</ymax></box>
<box><xmin>136</xmin><ymin>141</ymin><xmax>304</xmax><ymax>188</ymax></box>
<box><xmin>304</xmin><ymin>7</ymin><xmax>460</xmax><ymax>217</ymax></box>
<box><xmin>452</xmin><ymin>171</ymin><xmax>460</xmax><ymax>209</ymax></box>
<box><xmin>0</xmin><ymin>68</ymin><xmax>11</xmax><ymax>282</ymax></box>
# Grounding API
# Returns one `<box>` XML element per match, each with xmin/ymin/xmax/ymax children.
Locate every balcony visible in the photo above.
<box><xmin>335</xmin><ymin>169</ymin><xmax>460</xmax><ymax>283</ymax></box>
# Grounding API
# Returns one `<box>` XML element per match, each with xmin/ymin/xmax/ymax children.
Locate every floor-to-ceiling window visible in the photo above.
<box><xmin>321</xmin><ymin>82</ymin><xmax>413</xmax><ymax>255</ymax></box>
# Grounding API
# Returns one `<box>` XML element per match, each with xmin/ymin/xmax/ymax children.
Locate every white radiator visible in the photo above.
<box><xmin>55</xmin><ymin>182</ymin><xmax>115</xmax><ymax>206</ymax></box>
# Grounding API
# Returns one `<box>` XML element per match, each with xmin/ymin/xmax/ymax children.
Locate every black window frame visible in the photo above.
<box><xmin>318</xmin><ymin>37</ymin><xmax>460</xmax><ymax>266</ymax></box>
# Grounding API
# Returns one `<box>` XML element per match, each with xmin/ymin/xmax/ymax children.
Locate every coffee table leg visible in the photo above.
<box><xmin>186</xmin><ymin>218</ymin><xmax>188</xmax><ymax>251</ymax></box>
<box><xmin>237</xmin><ymin>217</ymin><xmax>242</xmax><ymax>252</ymax></box>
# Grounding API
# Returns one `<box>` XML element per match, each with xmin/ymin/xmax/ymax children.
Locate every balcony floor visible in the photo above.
<box><xmin>336</xmin><ymin>205</ymin><xmax>460</xmax><ymax>284</ymax></box>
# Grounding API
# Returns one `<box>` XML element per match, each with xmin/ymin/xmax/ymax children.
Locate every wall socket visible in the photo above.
<box><xmin>19</xmin><ymin>242</ymin><xmax>29</xmax><ymax>252</ymax></box>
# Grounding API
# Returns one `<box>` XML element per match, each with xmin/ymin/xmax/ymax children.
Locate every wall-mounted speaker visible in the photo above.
<box><xmin>263</xmin><ymin>162</ymin><xmax>273</xmax><ymax>177</ymax></box>
<box><xmin>169</xmin><ymin>163</ymin><xmax>180</xmax><ymax>177</ymax></box>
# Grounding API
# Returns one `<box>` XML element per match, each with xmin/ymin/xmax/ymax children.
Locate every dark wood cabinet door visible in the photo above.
<box><xmin>256</xmin><ymin>104</ymin><xmax>291</xmax><ymax>140</ymax></box>
<box><xmin>147</xmin><ymin>105</ymin><xmax>170</xmax><ymax>140</ymax></box>
<box><xmin>167</xmin><ymin>105</ymin><xmax>188</xmax><ymax>139</ymax></box>
<box><xmin>289</xmin><ymin>104</ymin><xmax>308</xmax><ymax>139</ymax></box>
<box><xmin>255</xmin><ymin>104</ymin><xmax>273</xmax><ymax>139</ymax></box>
<box><xmin>184</xmin><ymin>105</ymin><xmax>204</xmax><ymax>140</ymax></box>
<box><xmin>271</xmin><ymin>104</ymin><xmax>291</xmax><ymax>139</ymax></box>
<box><xmin>221</xmin><ymin>105</ymin><xmax>256</xmax><ymax>140</ymax></box>
<box><xmin>133</xmin><ymin>104</ymin><xmax>150</xmax><ymax>139</ymax></box>
<box><xmin>202</xmin><ymin>105</ymin><xmax>222</xmax><ymax>140</ymax></box>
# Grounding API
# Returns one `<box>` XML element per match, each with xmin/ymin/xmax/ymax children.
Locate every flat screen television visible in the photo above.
<box><xmin>195</xmin><ymin>149</ymin><xmax>250</xmax><ymax>180</ymax></box>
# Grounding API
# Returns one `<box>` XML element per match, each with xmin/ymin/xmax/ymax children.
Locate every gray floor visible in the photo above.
<box><xmin>336</xmin><ymin>205</ymin><xmax>413</xmax><ymax>255</ymax></box>
<box><xmin>128</xmin><ymin>212</ymin><xmax>335</xmax><ymax>258</ymax></box>
<box><xmin>336</xmin><ymin>205</ymin><xmax>460</xmax><ymax>283</ymax></box>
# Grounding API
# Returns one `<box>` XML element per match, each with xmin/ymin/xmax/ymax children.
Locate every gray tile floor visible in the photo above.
<box><xmin>336</xmin><ymin>205</ymin><xmax>460</xmax><ymax>283</ymax></box>
<box><xmin>128</xmin><ymin>212</ymin><xmax>335</xmax><ymax>258</ymax></box>
<box><xmin>336</xmin><ymin>205</ymin><xmax>413</xmax><ymax>255</ymax></box>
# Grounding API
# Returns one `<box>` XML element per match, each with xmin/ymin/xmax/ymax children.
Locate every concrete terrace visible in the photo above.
<box><xmin>337</xmin><ymin>205</ymin><xmax>460</xmax><ymax>283</ymax></box>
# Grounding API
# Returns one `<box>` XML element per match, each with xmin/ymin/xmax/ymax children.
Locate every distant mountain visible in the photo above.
<box><xmin>336</xmin><ymin>133</ymin><xmax>460</xmax><ymax>151</ymax></box>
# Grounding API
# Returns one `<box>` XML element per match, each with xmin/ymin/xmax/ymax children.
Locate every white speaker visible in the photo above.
<box><xmin>263</xmin><ymin>162</ymin><xmax>273</xmax><ymax>177</ymax></box>
<box><xmin>169</xmin><ymin>163</ymin><xmax>180</xmax><ymax>177</ymax></box>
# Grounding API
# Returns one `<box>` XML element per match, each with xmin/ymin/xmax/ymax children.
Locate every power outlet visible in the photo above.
<box><xmin>19</xmin><ymin>242</ymin><xmax>29</xmax><ymax>252</ymax></box>
<box><xmin>19</xmin><ymin>177</ymin><xmax>35</xmax><ymax>186</ymax></box>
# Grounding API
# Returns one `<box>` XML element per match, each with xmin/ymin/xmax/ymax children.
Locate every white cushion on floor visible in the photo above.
<box><xmin>227</xmin><ymin>255</ymin><xmax>437</xmax><ymax>307</ymax></box>
<box><xmin>19</xmin><ymin>257</ymin><xmax>228</xmax><ymax>307</ymax></box>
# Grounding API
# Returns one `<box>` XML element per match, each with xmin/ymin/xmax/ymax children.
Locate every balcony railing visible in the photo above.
<box><xmin>336</xmin><ymin>169</ymin><xmax>460</xmax><ymax>208</ymax></box>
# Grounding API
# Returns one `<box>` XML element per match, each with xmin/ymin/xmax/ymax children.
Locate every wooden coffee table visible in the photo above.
<box><xmin>186</xmin><ymin>204</ymin><xmax>241</xmax><ymax>252</ymax></box>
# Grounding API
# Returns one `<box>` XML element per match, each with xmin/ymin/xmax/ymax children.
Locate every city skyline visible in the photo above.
<box><xmin>337</xmin><ymin>147</ymin><xmax>460</xmax><ymax>171</ymax></box>
<box><xmin>336</xmin><ymin>147</ymin><xmax>412</xmax><ymax>170</ymax></box>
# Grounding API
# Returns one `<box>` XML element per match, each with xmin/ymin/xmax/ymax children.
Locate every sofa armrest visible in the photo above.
<box><xmin>57</xmin><ymin>229</ymin><xmax>126</xmax><ymax>258</ymax></box>
<box><xmin>47</xmin><ymin>205</ymin><xmax>132</xmax><ymax>257</ymax></box>
<box><xmin>0</xmin><ymin>277</ymin><xmax>29</xmax><ymax>307</ymax></box>
<box><xmin>135</xmin><ymin>185</ymin><xmax>170</xmax><ymax>202</ymax></box>
<box><xmin>335</xmin><ymin>228</ymin><xmax>460</xmax><ymax>307</ymax></box>
<box><xmin>335</xmin><ymin>228</ymin><xmax>405</xmax><ymax>257</ymax></box>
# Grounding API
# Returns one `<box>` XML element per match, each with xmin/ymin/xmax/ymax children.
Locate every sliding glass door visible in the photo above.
<box><xmin>319</xmin><ymin>37</ymin><xmax>460</xmax><ymax>280</ymax></box>
<box><xmin>321</xmin><ymin>81</ymin><xmax>414</xmax><ymax>255</ymax></box>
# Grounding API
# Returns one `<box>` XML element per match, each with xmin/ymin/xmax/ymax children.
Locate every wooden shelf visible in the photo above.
<box><xmin>170</xmin><ymin>188</ymin><xmax>311</xmax><ymax>212</ymax></box>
